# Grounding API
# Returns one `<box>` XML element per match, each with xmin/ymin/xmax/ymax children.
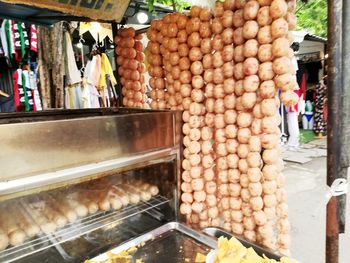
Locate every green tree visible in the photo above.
<box><xmin>296</xmin><ymin>0</ymin><xmax>327</xmax><ymax>38</ymax></box>
<box><xmin>146</xmin><ymin>0</ymin><xmax>191</xmax><ymax>12</ymax></box>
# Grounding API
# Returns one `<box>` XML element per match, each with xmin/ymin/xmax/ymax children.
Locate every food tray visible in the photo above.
<box><xmin>90</xmin><ymin>222</ymin><xmax>217</xmax><ymax>262</ymax></box>
<box><xmin>202</xmin><ymin>227</ymin><xmax>284</xmax><ymax>261</ymax></box>
<box><xmin>89</xmin><ymin>223</ymin><xmax>295</xmax><ymax>263</ymax></box>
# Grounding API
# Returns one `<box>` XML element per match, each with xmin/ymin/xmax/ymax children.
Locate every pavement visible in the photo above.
<box><xmin>283</xmin><ymin>139</ymin><xmax>350</xmax><ymax>263</ymax></box>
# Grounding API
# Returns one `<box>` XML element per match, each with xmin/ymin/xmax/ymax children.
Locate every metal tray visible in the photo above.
<box><xmin>89</xmin><ymin>223</ymin><xmax>294</xmax><ymax>263</ymax></box>
<box><xmin>90</xmin><ymin>222</ymin><xmax>217</xmax><ymax>263</ymax></box>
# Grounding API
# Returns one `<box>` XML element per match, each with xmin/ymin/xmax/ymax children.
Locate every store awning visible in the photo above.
<box><xmin>304</xmin><ymin>34</ymin><xmax>327</xmax><ymax>44</ymax></box>
<box><xmin>292</xmin><ymin>30</ymin><xmax>327</xmax><ymax>44</ymax></box>
<box><xmin>0</xmin><ymin>0</ymin><xmax>130</xmax><ymax>25</ymax></box>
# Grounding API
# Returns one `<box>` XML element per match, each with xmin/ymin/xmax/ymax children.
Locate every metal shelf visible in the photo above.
<box><xmin>0</xmin><ymin>195</ymin><xmax>170</xmax><ymax>263</ymax></box>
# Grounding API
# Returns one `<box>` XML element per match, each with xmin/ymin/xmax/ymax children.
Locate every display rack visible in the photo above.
<box><xmin>0</xmin><ymin>195</ymin><xmax>170</xmax><ymax>262</ymax></box>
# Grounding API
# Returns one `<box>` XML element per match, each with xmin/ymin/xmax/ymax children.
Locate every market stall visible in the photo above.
<box><xmin>279</xmin><ymin>32</ymin><xmax>328</xmax><ymax>147</ymax></box>
<box><xmin>0</xmin><ymin>0</ymin><xmax>348</xmax><ymax>263</ymax></box>
<box><xmin>0</xmin><ymin>0</ymin><xmax>298</xmax><ymax>262</ymax></box>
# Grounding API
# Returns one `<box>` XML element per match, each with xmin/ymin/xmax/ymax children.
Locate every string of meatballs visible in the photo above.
<box><xmin>145</xmin><ymin>0</ymin><xmax>298</xmax><ymax>256</ymax></box>
<box><xmin>115</xmin><ymin>28</ymin><xmax>148</xmax><ymax>108</ymax></box>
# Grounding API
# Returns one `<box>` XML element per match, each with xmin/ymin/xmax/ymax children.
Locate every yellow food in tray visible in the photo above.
<box><xmin>195</xmin><ymin>252</ymin><xmax>206</xmax><ymax>262</ymax></box>
<box><xmin>213</xmin><ymin>237</ymin><xmax>299</xmax><ymax>263</ymax></box>
<box><xmin>85</xmin><ymin>248</ymin><xmax>142</xmax><ymax>263</ymax></box>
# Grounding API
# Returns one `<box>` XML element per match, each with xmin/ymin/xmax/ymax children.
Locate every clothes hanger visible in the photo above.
<box><xmin>78</xmin><ymin>36</ymin><xmax>86</xmax><ymax>74</ymax></box>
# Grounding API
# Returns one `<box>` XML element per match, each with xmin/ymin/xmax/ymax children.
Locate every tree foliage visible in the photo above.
<box><xmin>296</xmin><ymin>0</ymin><xmax>327</xmax><ymax>38</ymax></box>
<box><xmin>145</xmin><ymin>0</ymin><xmax>328</xmax><ymax>38</ymax></box>
<box><xmin>147</xmin><ymin>0</ymin><xmax>191</xmax><ymax>13</ymax></box>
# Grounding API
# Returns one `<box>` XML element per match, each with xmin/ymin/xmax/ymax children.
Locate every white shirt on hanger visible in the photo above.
<box><xmin>0</xmin><ymin>20</ymin><xmax>8</xmax><ymax>58</ymax></box>
<box><xmin>83</xmin><ymin>59</ymin><xmax>100</xmax><ymax>108</ymax></box>
<box><xmin>64</xmin><ymin>32</ymin><xmax>82</xmax><ymax>85</ymax></box>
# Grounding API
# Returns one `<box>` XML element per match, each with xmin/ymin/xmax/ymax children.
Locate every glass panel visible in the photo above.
<box><xmin>0</xmin><ymin>159</ymin><xmax>176</xmax><ymax>262</ymax></box>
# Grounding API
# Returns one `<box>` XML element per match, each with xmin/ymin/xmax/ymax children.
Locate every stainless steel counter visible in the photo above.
<box><xmin>90</xmin><ymin>222</ymin><xmax>217</xmax><ymax>263</ymax></box>
<box><xmin>0</xmin><ymin>111</ymin><xmax>177</xmax><ymax>181</ymax></box>
<box><xmin>0</xmin><ymin>110</ymin><xmax>182</xmax><ymax>201</ymax></box>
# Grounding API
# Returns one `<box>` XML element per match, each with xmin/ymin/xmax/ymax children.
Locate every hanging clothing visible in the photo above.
<box><xmin>64</xmin><ymin>31</ymin><xmax>81</xmax><ymax>85</ymax></box>
<box><xmin>16</xmin><ymin>69</ymin><xmax>29</xmax><ymax>111</ymax></box>
<box><xmin>13</xmin><ymin>22</ymin><xmax>30</xmax><ymax>63</ymax></box>
<box><xmin>88</xmin><ymin>84</ymin><xmax>100</xmax><ymax>108</ymax></box>
<box><xmin>314</xmin><ymin>81</ymin><xmax>327</xmax><ymax>134</ymax></box>
<box><xmin>52</xmin><ymin>23</ymin><xmax>65</xmax><ymax>108</ymax></box>
<box><xmin>93</xmin><ymin>54</ymin><xmax>101</xmax><ymax>88</ymax></box>
<box><xmin>74</xmin><ymin>84</ymin><xmax>82</xmax><ymax>109</ymax></box>
<box><xmin>0</xmin><ymin>94</ymin><xmax>15</xmax><ymax>112</ymax></box>
<box><xmin>306</xmin><ymin>88</ymin><xmax>316</xmax><ymax>102</ymax></box>
<box><xmin>29</xmin><ymin>70</ymin><xmax>42</xmax><ymax>111</ymax></box>
<box><xmin>13</xmin><ymin>22</ymin><xmax>22</xmax><ymax>62</ymax></box>
<box><xmin>106</xmin><ymin>74</ymin><xmax>118</xmax><ymax>106</ymax></box>
<box><xmin>22</xmin><ymin>70</ymin><xmax>34</xmax><ymax>111</ymax></box>
<box><xmin>288</xmin><ymin>73</ymin><xmax>306</xmax><ymax>113</ymax></box>
<box><xmin>0</xmin><ymin>56</ymin><xmax>14</xmax><ymax>95</ymax></box>
<box><xmin>285</xmin><ymin>56</ymin><xmax>301</xmax><ymax>148</ymax></box>
<box><xmin>81</xmin><ymin>79</ymin><xmax>92</xmax><ymax>108</ymax></box>
<box><xmin>66</xmin><ymin>84</ymin><xmax>82</xmax><ymax>109</ymax></box>
<box><xmin>13</xmin><ymin>69</ymin><xmax>20</xmax><ymax>109</ymax></box>
<box><xmin>287</xmin><ymin>111</ymin><xmax>300</xmax><ymax>148</ymax></box>
<box><xmin>13</xmin><ymin>68</ymin><xmax>39</xmax><ymax>112</ymax></box>
<box><xmin>99</xmin><ymin>53</ymin><xmax>116</xmax><ymax>107</ymax></box>
<box><xmin>4</xmin><ymin>20</ymin><xmax>15</xmax><ymax>61</ymax></box>
<box><xmin>63</xmin><ymin>31</ymin><xmax>82</xmax><ymax>109</ymax></box>
<box><xmin>30</xmin><ymin>25</ymin><xmax>38</xmax><ymax>53</ymax></box>
<box><xmin>99</xmin><ymin>53</ymin><xmax>116</xmax><ymax>89</ymax></box>
<box><xmin>0</xmin><ymin>20</ymin><xmax>9</xmax><ymax>58</ymax></box>
<box><xmin>81</xmin><ymin>86</ymin><xmax>95</xmax><ymax>108</ymax></box>
<box><xmin>0</xmin><ymin>30</ymin><xmax>5</xmax><ymax>57</ymax></box>
<box><xmin>297</xmin><ymin>62</ymin><xmax>307</xmax><ymax>85</ymax></box>
<box><xmin>305</xmin><ymin>61</ymin><xmax>323</xmax><ymax>83</ymax></box>
<box><xmin>17</xmin><ymin>69</ymin><xmax>27</xmax><ymax>111</ymax></box>
<box><xmin>83</xmin><ymin>58</ymin><xmax>100</xmax><ymax>108</ymax></box>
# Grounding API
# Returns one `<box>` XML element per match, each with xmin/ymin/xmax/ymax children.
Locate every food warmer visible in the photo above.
<box><xmin>0</xmin><ymin>109</ymin><xmax>282</xmax><ymax>263</ymax></box>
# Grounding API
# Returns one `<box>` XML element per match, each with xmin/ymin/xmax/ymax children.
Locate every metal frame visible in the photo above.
<box><xmin>0</xmin><ymin>109</ymin><xmax>183</xmax><ymax>262</ymax></box>
<box><xmin>0</xmin><ymin>149</ymin><xmax>177</xmax><ymax>199</ymax></box>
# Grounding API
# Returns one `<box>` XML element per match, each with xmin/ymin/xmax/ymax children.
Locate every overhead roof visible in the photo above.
<box><xmin>0</xmin><ymin>0</ymin><xmax>177</xmax><ymax>26</ymax></box>
<box><xmin>304</xmin><ymin>34</ymin><xmax>327</xmax><ymax>43</ymax></box>
<box><xmin>292</xmin><ymin>30</ymin><xmax>327</xmax><ymax>44</ymax></box>
<box><xmin>0</xmin><ymin>0</ymin><xmax>130</xmax><ymax>25</ymax></box>
<box><xmin>0</xmin><ymin>2</ymin><xmax>79</xmax><ymax>26</ymax></box>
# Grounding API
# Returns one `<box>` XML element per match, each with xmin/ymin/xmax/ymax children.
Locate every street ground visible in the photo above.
<box><xmin>283</xmin><ymin>139</ymin><xmax>350</xmax><ymax>263</ymax></box>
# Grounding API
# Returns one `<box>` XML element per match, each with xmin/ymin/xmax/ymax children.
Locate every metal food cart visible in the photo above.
<box><xmin>0</xmin><ymin>1</ymin><xmax>348</xmax><ymax>263</ymax></box>
<box><xmin>0</xmin><ymin>109</ymin><xmax>282</xmax><ymax>262</ymax></box>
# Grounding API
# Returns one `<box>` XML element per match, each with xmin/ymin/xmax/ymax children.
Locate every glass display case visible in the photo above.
<box><xmin>0</xmin><ymin>109</ymin><xmax>182</xmax><ymax>262</ymax></box>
